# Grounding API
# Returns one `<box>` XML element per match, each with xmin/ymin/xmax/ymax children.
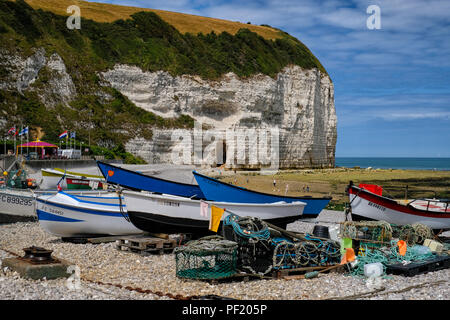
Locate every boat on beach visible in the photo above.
<box><xmin>347</xmin><ymin>182</ymin><xmax>450</xmax><ymax>230</ymax></box>
<box><xmin>41</xmin><ymin>168</ymin><xmax>105</xmax><ymax>190</ymax></box>
<box><xmin>0</xmin><ymin>187</ymin><xmax>124</xmax><ymax>224</ymax></box>
<box><xmin>0</xmin><ymin>188</ymin><xmax>36</xmax><ymax>223</ymax></box>
<box><xmin>122</xmin><ymin>190</ymin><xmax>306</xmax><ymax>235</ymax></box>
<box><xmin>0</xmin><ymin>166</ymin><xmax>39</xmax><ymax>222</ymax></box>
<box><xmin>36</xmin><ymin>191</ymin><xmax>143</xmax><ymax>238</ymax></box>
<box><xmin>192</xmin><ymin>171</ymin><xmax>331</xmax><ymax>217</ymax></box>
<box><xmin>97</xmin><ymin>161</ymin><xmax>205</xmax><ymax>199</ymax></box>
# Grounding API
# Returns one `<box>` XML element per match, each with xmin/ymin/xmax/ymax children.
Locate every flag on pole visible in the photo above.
<box><xmin>19</xmin><ymin>127</ymin><xmax>28</xmax><ymax>136</ymax></box>
<box><xmin>7</xmin><ymin>126</ymin><xmax>16</xmax><ymax>135</ymax></box>
<box><xmin>59</xmin><ymin>130</ymin><xmax>68</xmax><ymax>139</ymax></box>
<box><xmin>70</xmin><ymin>131</ymin><xmax>76</xmax><ymax>139</ymax></box>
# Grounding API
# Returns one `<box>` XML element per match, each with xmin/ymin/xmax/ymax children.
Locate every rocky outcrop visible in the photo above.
<box><xmin>103</xmin><ymin>64</ymin><xmax>337</xmax><ymax>169</ymax></box>
<box><xmin>0</xmin><ymin>48</ymin><xmax>76</xmax><ymax>105</ymax></box>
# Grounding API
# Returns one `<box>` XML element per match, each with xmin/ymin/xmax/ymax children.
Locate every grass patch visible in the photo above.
<box><xmin>218</xmin><ymin>168</ymin><xmax>450</xmax><ymax>205</ymax></box>
<box><xmin>21</xmin><ymin>0</ymin><xmax>282</xmax><ymax>40</ymax></box>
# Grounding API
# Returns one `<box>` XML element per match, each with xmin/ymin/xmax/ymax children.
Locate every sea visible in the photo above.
<box><xmin>335</xmin><ymin>157</ymin><xmax>450</xmax><ymax>171</ymax></box>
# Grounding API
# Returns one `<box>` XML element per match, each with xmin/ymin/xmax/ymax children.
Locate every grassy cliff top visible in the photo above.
<box><xmin>2</xmin><ymin>0</ymin><xmax>328</xmax><ymax>78</ymax></box>
<box><xmin>19</xmin><ymin>0</ymin><xmax>282</xmax><ymax>40</ymax></box>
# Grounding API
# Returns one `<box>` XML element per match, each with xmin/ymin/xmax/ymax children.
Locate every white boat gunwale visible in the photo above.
<box><xmin>122</xmin><ymin>190</ymin><xmax>306</xmax><ymax>208</ymax></box>
<box><xmin>36</xmin><ymin>192</ymin><xmax>127</xmax><ymax>216</ymax></box>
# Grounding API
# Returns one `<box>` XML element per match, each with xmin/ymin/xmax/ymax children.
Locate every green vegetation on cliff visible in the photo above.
<box><xmin>1</xmin><ymin>0</ymin><xmax>327</xmax><ymax>79</ymax></box>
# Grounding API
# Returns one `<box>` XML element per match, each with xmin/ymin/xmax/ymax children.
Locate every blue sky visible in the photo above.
<box><xmin>89</xmin><ymin>0</ymin><xmax>450</xmax><ymax>157</ymax></box>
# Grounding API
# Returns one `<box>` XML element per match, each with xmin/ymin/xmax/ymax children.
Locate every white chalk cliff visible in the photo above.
<box><xmin>102</xmin><ymin>64</ymin><xmax>337</xmax><ymax>169</ymax></box>
<box><xmin>1</xmin><ymin>47</ymin><xmax>337</xmax><ymax>169</ymax></box>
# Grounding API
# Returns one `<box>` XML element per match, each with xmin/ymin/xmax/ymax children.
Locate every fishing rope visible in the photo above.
<box><xmin>114</xmin><ymin>188</ymin><xmax>130</xmax><ymax>223</ymax></box>
<box><xmin>388</xmin><ymin>240</ymin><xmax>435</xmax><ymax>263</ymax></box>
<box><xmin>223</xmin><ymin>214</ymin><xmax>273</xmax><ymax>275</ymax></box>
<box><xmin>223</xmin><ymin>214</ymin><xmax>271</xmax><ymax>241</ymax></box>
<box><xmin>391</xmin><ymin>223</ymin><xmax>434</xmax><ymax>245</ymax></box>
<box><xmin>349</xmin><ymin>240</ymin><xmax>437</xmax><ymax>278</ymax></box>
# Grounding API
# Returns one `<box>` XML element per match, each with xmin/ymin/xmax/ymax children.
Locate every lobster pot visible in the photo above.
<box><xmin>174</xmin><ymin>238</ymin><xmax>238</xmax><ymax>280</ymax></box>
<box><xmin>222</xmin><ymin>214</ymin><xmax>274</xmax><ymax>275</ymax></box>
<box><xmin>273</xmin><ymin>239</ymin><xmax>342</xmax><ymax>269</ymax></box>
<box><xmin>340</xmin><ymin>221</ymin><xmax>393</xmax><ymax>243</ymax></box>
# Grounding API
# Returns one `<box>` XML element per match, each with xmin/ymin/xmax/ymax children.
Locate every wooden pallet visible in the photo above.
<box><xmin>115</xmin><ymin>235</ymin><xmax>177</xmax><ymax>256</ymax></box>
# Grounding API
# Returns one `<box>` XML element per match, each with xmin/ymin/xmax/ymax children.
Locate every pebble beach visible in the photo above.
<box><xmin>1</xmin><ymin>210</ymin><xmax>448</xmax><ymax>301</ymax></box>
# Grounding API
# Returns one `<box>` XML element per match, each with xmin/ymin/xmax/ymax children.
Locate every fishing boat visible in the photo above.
<box><xmin>122</xmin><ymin>190</ymin><xmax>306</xmax><ymax>235</ymax></box>
<box><xmin>0</xmin><ymin>188</ymin><xmax>36</xmax><ymax>223</ymax></box>
<box><xmin>0</xmin><ymin>187</ymin><xmax>116</xmax><ymax>224</ymax></box>
<box><xmin>347</xmin><ymin>182</ymin><xmax>450</xmax><ymax>230</ymax></box>
<box><xmin>36</xmin><ymin>191</ymin><xmax>143</xmax><ymax>238</ymax></box>
<box><xmin>97</xmin><ymin>161</ymin><xmax>205</xmax><ymax>199</ymax></box>
<box><xmin>192</xmin><ymin>171</ymin><xmax>331</xmax><ymax>217</ymax></box>
<box><xmin>0</xmin><ymin>167</ymin><xmax>39</xmax><ymax>222</ymax></box>
<box><xmin>41</xmin><ymin>168</ymin><xmax>105</xmax><ymax>190</ymax></box>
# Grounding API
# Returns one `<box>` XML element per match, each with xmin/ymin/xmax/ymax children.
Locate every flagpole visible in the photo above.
<box><xmin>14</xmin><ymin>130</ymin><xmax>16</xmax><ymax>158</ymax></box>
<box><xmin>20</xmin><ymin>126</ymin><xmax>22</xmax><ymax>156</ymax></box>
<box><xmin>26</xmin><ymin>127</ymin><xmax>29</xmax><ymax>158</ymax></box>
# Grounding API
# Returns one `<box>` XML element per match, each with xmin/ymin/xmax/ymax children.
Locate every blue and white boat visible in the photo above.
<box><xmin>97</xmin><ymin>161</ymin><xmax>205</xmax><ymax>199</ymax></box>
<box><xmin>36</xmin><ymin>191</ymin><xmax>143</xmax><ymax>238</ymax></box>
<box><xmin>192</xmin><ymin>171</ymin><xmax>332</xmax><ymax>217</ymax></box>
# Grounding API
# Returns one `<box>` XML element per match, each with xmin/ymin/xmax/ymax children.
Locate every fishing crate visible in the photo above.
<box><xmin>174</xmin><ymin>237</ymin><xmax>238</xmax><ymax>280</ymax></box>
<box><xmin>115</xmin><ymin>235</ymin><xmax>177</xmax><ymax>255</ymax></box>
<box><xmin>385</xmin><ymin>255</ymin><xmax>450</xmax><ymax>277</ymax></box>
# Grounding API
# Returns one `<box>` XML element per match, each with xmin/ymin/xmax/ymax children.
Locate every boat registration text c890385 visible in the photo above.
<box><xmin>1</xmin><ymin>195</ymin><xmax>33</xmax><ymax>207</ymax></box>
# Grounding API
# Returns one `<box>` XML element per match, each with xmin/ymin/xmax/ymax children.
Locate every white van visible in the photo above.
<box><xmin>58</xmin><ymin>149</ymin><xmax>81</xmax><ymax>159</ymax></box>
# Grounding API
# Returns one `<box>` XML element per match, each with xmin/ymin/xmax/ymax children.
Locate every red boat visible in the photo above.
<box><xmin>347</xmin><ymin>182</ymin><xmax>450</xmax><ymax>231</ymax></box>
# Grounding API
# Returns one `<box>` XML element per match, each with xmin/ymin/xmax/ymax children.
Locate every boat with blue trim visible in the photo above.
<box><xmin>97</xmin><ymin>161</ymin><xmax>205</xmax><ymax>199</ymax></box>
<box><xmin>36</xmin><ymin>191</ymin><xmax>143</xmax><ymax>238</ymax></box>
<box><xmin>192</xmin><ymin>171</ymin><xmax>332</xmax><ymax>217</ymax></box>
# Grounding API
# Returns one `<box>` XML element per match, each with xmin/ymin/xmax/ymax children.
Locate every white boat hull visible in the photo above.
<box><xmin>0</xmin><ymin>189</ymin><xmax>36</xmax><ymax>222</ymax></box>
<box><xmin>122</xmin><ymin>190</ymin><xmax>305</xmax><ymax>234</ymax></box>
<box><xmin>36</xmin><ymin>192</ymin><xmax>143</xmax><ymax>237</ymax></box>
<box><xmin>349</xmin><ymin>185</ymin><xmax>450</xmax><ymax>230</ymax></box>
